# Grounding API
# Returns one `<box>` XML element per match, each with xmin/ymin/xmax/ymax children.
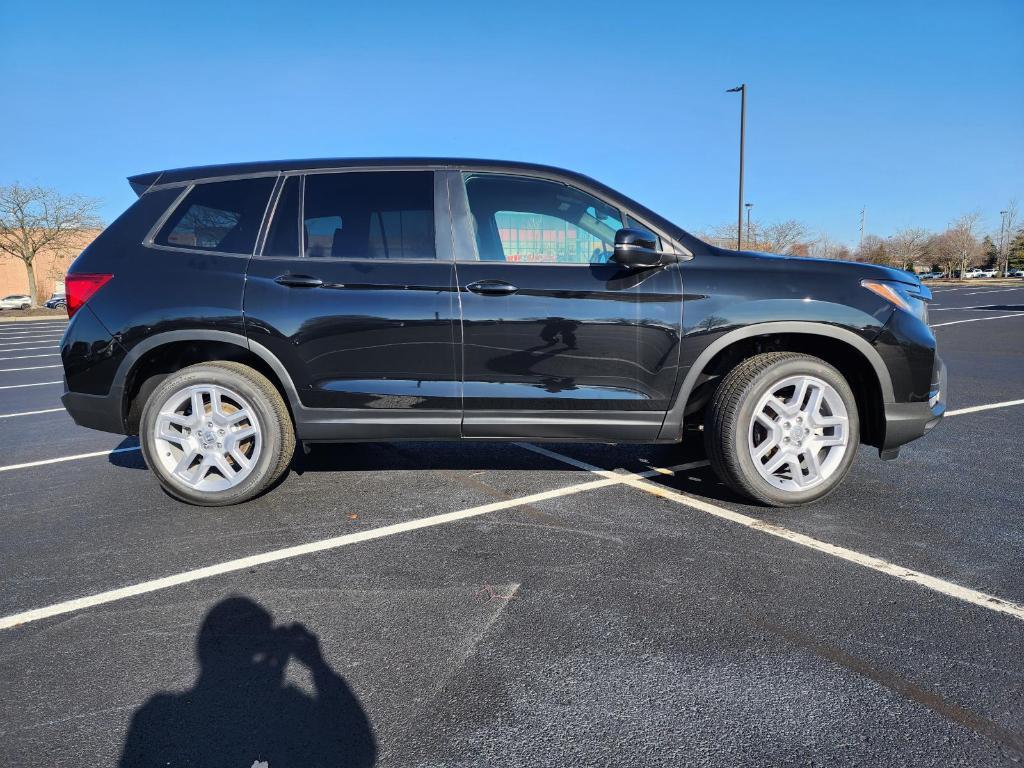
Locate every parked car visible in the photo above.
<box><xmin>962</xmin><ymin>269</ymin><xmax>986</xmax><ymax>278</ymax></box>
<box><xmin>978</xmin><ymin>268</ymin><xmax>998</xmax><ymax>278</ymax></box>
<box><xmin>45</xmin><ymin>293</ymin><xmax>67</xmax><ymax>309</ymax></box>
<box><xmin>0</xmin><ymin>294</ymin><xmax>31</xmax><ymax>310</ymax></box>
<box><xmin>1007</xmin><ymin>268</ymin><xmax>1024</xmax><ymax>278</ymax></box>
<box><xmin>919</xmin><ymin>272</ymin><xmax>945</xmax><ymax>280</ymax></box>
<box><xmin>60</xmin><ymin>158</ymin><xmax>946</xmax><ymax>507</ymax></box>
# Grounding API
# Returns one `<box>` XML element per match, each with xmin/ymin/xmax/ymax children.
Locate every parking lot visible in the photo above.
<box><xmin>1</xmin><ymin>284</ymin><xmax>1023</xmax><ymax>766</ymax></box>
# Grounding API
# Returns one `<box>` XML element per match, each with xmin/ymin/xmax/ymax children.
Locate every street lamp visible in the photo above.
<box><xmin>727</xmin><ymin>84</ymin><xmax>747</xmax><ymax>250</ymax></box>
<box><xmin>745</xmin><ymin>202</ymin><xmax>754</xmax><ymax>249</ymax></box>
<box><xmin>999</xmin><ymin>210</ymin><xmax>1008</xmax><ymax>275</ymax></box>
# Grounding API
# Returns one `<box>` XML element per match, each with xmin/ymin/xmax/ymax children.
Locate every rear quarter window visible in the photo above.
<box><xmin>154</xmin><ymin>177</ymin><xmax>275</xmax><ymax>254</ymax></box>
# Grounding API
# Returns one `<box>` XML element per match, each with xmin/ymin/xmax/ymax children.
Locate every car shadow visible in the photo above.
<box><xmin>109</xmin><ymin>437</ymin><xmax>146</xmax><ymax>469</ymax></box>
<box><xmin>113</xmin><ymin>433</ymin><xmax>757</xmax><ymax>506</ymax></box>
<box><xmin>118</xmin><ymin>595</ymin><xmax>377</xmax><ymax>767</ymax></box>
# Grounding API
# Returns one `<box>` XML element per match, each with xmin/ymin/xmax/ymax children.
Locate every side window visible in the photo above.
<box><xmin>155</xmin><ymin>177</ymin><xmax>275</xmax><ymax>254</ymax></box>
<box><xmin>302</xmin><ymin>171</ymin><xmax>435</xmax><ymax>259</ymax></box>
<box><xmin>263</xmin><ymin>176</ymin><xmax>301</xmax><ymax>257</ymax></box>
<box><xmin>463</xmin><ymin>174</ymin><xmax>623</xmax><ymax>264</ymax></box>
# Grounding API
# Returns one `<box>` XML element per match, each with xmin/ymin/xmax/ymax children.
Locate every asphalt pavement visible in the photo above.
<box><xmin>1</xmin><ymin>286</ymin><xmax>1023</xmax><ymax>767</ymax></box>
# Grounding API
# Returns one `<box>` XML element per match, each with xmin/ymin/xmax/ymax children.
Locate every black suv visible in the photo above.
<box><xmin>61</xmin><ymin>159</ymin><xmax>945</xmax><ymax>506</ymax></box>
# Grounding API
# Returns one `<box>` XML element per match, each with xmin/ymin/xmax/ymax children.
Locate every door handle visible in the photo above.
<box><xmin>466</xmin><ymin>280</ymin><xmax>518</xmax><ymax>296</ymax></box>
<box><xmin>275</xmin><ymin>274</ymin><xmax>323</xmax><ymax>288</ymax></box>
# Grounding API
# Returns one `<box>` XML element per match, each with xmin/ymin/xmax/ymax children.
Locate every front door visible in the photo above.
<box><xmin>243</xmin><ymin>170</ymin><xmax>461</xmax><ymax>439</ymax></box>
<box><xmin>450</xmin><ymin>171</ymin><xmax>683</xmax><ymax>440</ymax></box>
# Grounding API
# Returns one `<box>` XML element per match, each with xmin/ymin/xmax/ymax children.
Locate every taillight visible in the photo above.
<box><xmin>66</xmin><ymin>273</ymin><xmax>113</xmax><ymax>318</ymax></box>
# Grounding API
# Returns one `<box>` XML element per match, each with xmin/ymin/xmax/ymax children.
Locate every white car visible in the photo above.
<box><xmin>978</xmin><ymin>268</ymin><xmax>998</xmax><ymax>278</ymax></box>
<box><xmin>0</xmin><ymin>294</ymin><xmax>31</xmax><ymax>310</ymax></box>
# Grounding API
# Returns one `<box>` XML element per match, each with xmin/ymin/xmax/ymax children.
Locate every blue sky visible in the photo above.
<box><xmin>2</xmin><ymin>0</ymin><xmax>1021</xmax><ymax>245</ymax></box>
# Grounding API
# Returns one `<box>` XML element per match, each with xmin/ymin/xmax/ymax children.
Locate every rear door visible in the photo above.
<box><xmin>449</xmin><ymin>170</ymin><xmax>684</xmax><ymax>440</ymax></box>
<box><xmin>243</xmin><ymin>169</ymin><xmax>461</xmax><ymax>439</ymax></box>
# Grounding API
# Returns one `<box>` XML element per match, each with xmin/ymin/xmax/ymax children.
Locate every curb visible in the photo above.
<box><xmin>0</xmin><ymin>314</ymin><xmax>67</xmax><ymax>325</ymax></box>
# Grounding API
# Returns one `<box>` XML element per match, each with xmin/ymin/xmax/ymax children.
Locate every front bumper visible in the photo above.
<box><xmin>879</xmin><ymin>355</ymin><xmax>946</xmax><ymax>459</ymax></box>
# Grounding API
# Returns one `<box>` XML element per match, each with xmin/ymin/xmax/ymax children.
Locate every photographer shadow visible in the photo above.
<box><xmin>119</xmin><ymin>596</ymin><xmax>376</xmax><ymax>767</ymax></box>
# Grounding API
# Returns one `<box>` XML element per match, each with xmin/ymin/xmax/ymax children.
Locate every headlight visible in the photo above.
<box><xmin>861</xmin><ymin>279</ymin><xmax>930</xmax><ymax>322</ymax></box>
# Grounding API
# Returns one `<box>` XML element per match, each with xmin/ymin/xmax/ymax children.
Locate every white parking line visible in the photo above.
<box><xmin>0</xmin><ymin>337</ymin><xmax>64</xmax><ymax>344</ymax></box>
<box><xmin>947</xmin><ymin>399</ymin><xmax>1024</xmax><ymax>417</ymax></box>
<box><xmin>0</xmin><ymin>446</ymin><xmax>140</xmax><ymax>473</ymax></box>
<box><xmin>2</xmin><ymin>393</ymin><xmax>1023</xmax><ymax>629</ymax></box>
<box><xmin>0</xmin><ymin>337</ymin><xmax>63</xmax><ymax>345</ymax></box>
<box><xmin>930</xmin><ymin>305</ymin><xmax>1010</xmax><ymax>312</ymax></box>
<box><xmin>930</xmin><ymin>313</ymin><xmax>1024</xmax><ymax>328</ymax></box>
<box><xmin>516</xmin><ymin>444</ymin><xmax>1024</xmax><ymax>622</ymax></box>
<box><xmin>0</xmin><ymin>353</ymin><xmax>59</xmax><ymax>361</ymax></box>
<box><xmin>962</xmin><ymin>287</ymin><xmax>1024</xmax><ymax>296</ymax></box>
<box><xmin>0</xmin><ymin>364</ymin><xmax>62</xmax><ymax>372</ymax></box>
<box><xmin>0</xmin><ymin>335</ymin><xmax>64</xmax><ymax>342</ymax></box>
<box><xmin>0</xmin><ymin>345</ymin><xmax>59</xmax><ymax>353</ymax></box>
<box><xmin>0</xmin><ymin>322</ymin><xmax>67</xmax><ymax>327</ymax></box>
<box><xmin>0</xmin><ymin>327</ymin><xmax>66</xmax><ymax>333</ymax></box>
<box><xmin>0</xmin><ymin>463</ymin><xmax>712</xmax><ymax>630</ymax></box>
<box><xmin>0</xmin><ymin>407</ymin><xmax>65</xmax><ymax>419</ymax></box>
<box><xmin>0</xmin><ymin>380</ymin><xmax>62</xmax><ymax>390</ymax></box>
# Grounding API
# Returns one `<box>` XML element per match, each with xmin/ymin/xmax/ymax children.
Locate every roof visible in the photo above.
<box><xmin>129</xmin><ymin>157</ymin><xmax>606</xmax><ymax>195</ymax></box>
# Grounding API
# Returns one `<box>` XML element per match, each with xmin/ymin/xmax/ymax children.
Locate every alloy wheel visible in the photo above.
<box><xmin>151</xmin><ymin>384</ymin><xmax>262</xmax><ymax>492</ymax></box>
<box><xmin>747</xmin><ymin>374</ymin><xmax>850</xmax><ymax>492</ymax></box>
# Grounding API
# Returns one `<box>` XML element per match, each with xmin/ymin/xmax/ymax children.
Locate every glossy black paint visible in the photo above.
<box><xmin>63</xmin><ymin>158</ymin><xmax>943</xmax><ymax>455</ymax></box>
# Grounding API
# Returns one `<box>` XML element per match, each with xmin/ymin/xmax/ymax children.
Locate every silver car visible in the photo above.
<box><xmin>0</xmin><ymin>294</ymin><xmax>31</xmax><ymax>310</ymax></box>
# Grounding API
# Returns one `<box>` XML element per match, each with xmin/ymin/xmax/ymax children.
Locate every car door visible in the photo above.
<box><xmin>243</xmin><ymin>169</ymin><xmax>461</xmax><ymax>439</ymax></box>
<box><xmin>448</xmin><ymin>170</ymin><xmax>684</xmax><ymax>440</ymax></box>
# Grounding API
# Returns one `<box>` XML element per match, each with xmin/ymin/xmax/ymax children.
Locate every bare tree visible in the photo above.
<box><xmin>946</xmin><ymin>213</ymin><xmax>985</xmax><ymax>277</ymax></box>
<box><xmin>929</xmin><ymin>231</ymin><xmax>959</xmax><ymax>277</ymax></box>
<box><xmin>887</xmin><ymin>227</ymin><xmax>930</xmax><ymax>271</ymax></box>
<box><xmin>0</xmin><ymin>183</ymin><xmax>102</xmax><ymax>305</ymax></box>
<box><xmin>855</xmin><ymin>234</ymin><xmax>889</xmax><ymax>265</ymax></box>
<box><xmin>758</xmin><ymin>220</ymin><xmax>811</xmax><ymax>254</ymax></box>
<box><xmin>996</xmin><ymin>200</ymin><xmax>1018</xmax><ymax>276</ymax></box>
<box><xmin>700</xmin><ymin>219</ymin><xmax>811</xmax><ymax>255</ymax></box>
<box><xmin>808</xmin><ymin>233</ymin><xmax>852</xmax><ymax>261</ymax></box>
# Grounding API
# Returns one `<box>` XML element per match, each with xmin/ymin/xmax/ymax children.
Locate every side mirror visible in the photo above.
<box><xmin>612</xmin><ymin>228</ymin><xmax>672</xmax><ymax>269</ymax></box>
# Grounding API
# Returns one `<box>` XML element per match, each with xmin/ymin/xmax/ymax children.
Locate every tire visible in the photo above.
<box><xmin>704</xmin><ymin>352</ymin><xmax>860</xmax><ymax>507</ymax></box>
<box><xmin>140</xmin><ymin>361</ymin><xmax>295</xmax><ymax>506</ymax></box>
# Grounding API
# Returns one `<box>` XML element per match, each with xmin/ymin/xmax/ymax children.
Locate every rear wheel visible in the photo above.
<box><xmin>140</xmin><ymin>362</ymin><xmax>295</xmax><ymax>506</ymax></box>
<box><xmin>705</xmin><ymin>352</ymin><xmax>859</xmax><ymax>506</ymax></box>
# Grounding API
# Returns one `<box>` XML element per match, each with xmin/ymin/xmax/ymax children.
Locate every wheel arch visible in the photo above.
<box><xmin>115</xmin><ymin>330</ymin><xmax>300</xmax><ymax>434</ymax></box>
<box><xmin>659</xmin><ymin>322</ymin><xmax>893</xmax><ymax>447</ymax></box>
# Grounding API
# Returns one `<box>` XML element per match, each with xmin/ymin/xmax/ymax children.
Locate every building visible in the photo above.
<box><xmin>0</xmin><ymin>229</ymin><xmax>101</xmax><ymax>300</ymax></box>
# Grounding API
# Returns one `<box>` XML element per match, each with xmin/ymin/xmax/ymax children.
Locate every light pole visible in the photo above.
<box><xmin>745</xmin><ymin>202</ymin><xmax>754</xmax><ymax>248</ymax></box>
<box><xmin>999</xmin><ymin>210</ymin><xmax>1008</xmax><ymax>275</ymax></box>
<box><xmin>727</xmin><ymin>84</ymin><xmax>746</xmax><ymax>250</ymax></box>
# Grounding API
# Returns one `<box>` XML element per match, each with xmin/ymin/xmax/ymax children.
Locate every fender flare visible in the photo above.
<box><xmin>657</xmin><ymin>321</ymin><xmax>894</xmax><ymax>441</ymax></box>
<box><xmin>112</xmin><ymin>329</ymin><xmax>302</xmax><ymax>414</ymax></box>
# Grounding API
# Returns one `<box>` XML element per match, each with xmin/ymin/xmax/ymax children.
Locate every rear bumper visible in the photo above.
<box><xmin>62</xmin><ymin>387</ymin><xmax>125</xmax><ymax>435</ymax></box>
<box><xmin>879</xmin><ymin>355</ymin><xmax>946</xmax><ymax>458</ymax></box>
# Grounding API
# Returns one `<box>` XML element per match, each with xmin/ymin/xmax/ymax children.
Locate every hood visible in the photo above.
<box><xmin>725</xmin><ymin>247</ymin><xmax>923</xmax><ymax>288</ymax></box>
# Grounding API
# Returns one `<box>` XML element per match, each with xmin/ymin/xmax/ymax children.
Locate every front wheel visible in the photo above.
<box><xmin>705</xmin><ymin>352</ymin><xmax>859</xmax><ymax>507</ymax></box>
<box><xmin>140</xmin><ymin>362</ymin><xmax>295</xmax><ymax>506</ymax></box>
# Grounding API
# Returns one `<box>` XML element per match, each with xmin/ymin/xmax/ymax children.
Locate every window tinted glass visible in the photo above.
<box><xmin>464</xmin><ymin>174</ymin><xmax>623</xmax><ymax>264</ymax></box>
<box><xmin>156</xmin><ymin>177</ymin><xmax>275</xmax><ymax>254</ymax></box>
<box><xmin>263</xmin><ymin>176</ymin><xmax>301</xmax><ymax>257</ymax></box>
<box><xmin>302</xmin><ymin>171</ymin><xmax>435</xmax><ymax>259</ymax></box>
